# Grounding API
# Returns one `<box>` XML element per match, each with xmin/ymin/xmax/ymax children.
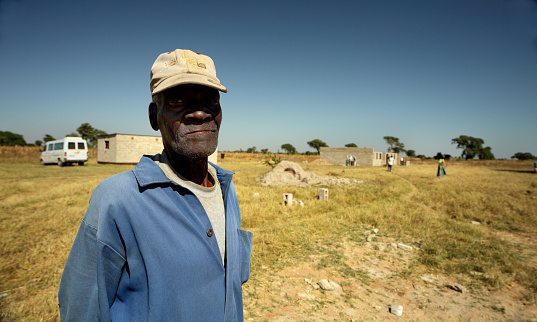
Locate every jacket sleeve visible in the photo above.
<box><xmin>58</xmin><ymin>186</ymin><xmax>126</xmax><ymax>321</ymax></box>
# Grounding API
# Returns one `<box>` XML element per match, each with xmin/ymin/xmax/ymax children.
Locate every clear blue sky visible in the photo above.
<box><xmin>1</xmin><ymin>0</ymin><xmax>536</xmax><ymax>158</ymax></box>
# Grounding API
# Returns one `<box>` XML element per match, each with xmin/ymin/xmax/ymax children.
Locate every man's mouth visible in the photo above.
<box><xmin>186</xmin><ymin>129</ymin><xmax>215</xmax><ymax>135</ymax></box>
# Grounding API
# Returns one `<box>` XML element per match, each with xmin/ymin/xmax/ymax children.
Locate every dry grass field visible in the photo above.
<box><xmin>1</xmin><ymin>147</ymin><xmax>536</xmax><ymax>321</ymax></box>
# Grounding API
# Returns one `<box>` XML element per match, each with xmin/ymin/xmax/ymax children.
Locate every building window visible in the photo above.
<box><xmin>105</xmin><ymin>141</ymin><xmax>110</xmax><ymax>149</ymax></box>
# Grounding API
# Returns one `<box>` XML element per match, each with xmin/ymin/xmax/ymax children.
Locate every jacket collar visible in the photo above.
<box><xmin>133</xmin><ymin>155</ymin><xmax>234</xmax><ymax>189</ymax></box>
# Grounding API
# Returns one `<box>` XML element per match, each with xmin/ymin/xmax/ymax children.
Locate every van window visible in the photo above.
<box><xmin>68</xmin><ymin>142</ymin><xmax>76</xmax><ymax>149</ymax></box>
<box><xmin>47</xmin><ymin>143</ymin><xmax>53</xmax><ymax>151</ymax></box>
<box><xmin>78</xmin><ymin>142</ymin><xmax>85</xmax><ymax>150</ymax></box>
<box><xmin>54</xmin><ymin>142</ymin><xmax>64</xmax><ymax>150</ymax></box>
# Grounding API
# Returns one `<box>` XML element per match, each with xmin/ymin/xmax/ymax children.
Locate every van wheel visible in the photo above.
<box><xmin>58</xmin><ymin>159</ymin><xmax>64</xmax><ymax>167</ymax></box>
<box><xmin>78</xmin><ymin>162</ymin><xmax>85</xmax><ymax>166</ymax></box>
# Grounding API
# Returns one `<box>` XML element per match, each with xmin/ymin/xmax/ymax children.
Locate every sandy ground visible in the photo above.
<box><xmin>243</xmin><ymin>234</ymin><xmax>537</xmax><ymax>321</ymax></box>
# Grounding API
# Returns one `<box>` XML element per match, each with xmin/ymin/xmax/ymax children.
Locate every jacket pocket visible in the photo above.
<box><xmin>238</xmin><ymin>229</ymin><xmax>253</xmax><ymax>284</ymax></box>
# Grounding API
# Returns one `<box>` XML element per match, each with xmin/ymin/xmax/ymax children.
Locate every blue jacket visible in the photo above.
<box><xmin>58</xmin><ymin>156</ymin><xmax>252</xmax><ymax>321</ymax></box>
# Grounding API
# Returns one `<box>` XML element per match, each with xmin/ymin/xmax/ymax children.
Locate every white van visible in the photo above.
<box><xmin>40</xmin><ymin>137</ymin><xmax>88</xmax><ymax>166</ymax></box>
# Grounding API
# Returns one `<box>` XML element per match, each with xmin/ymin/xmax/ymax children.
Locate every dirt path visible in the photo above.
<box><xmin>395</xmin><ymin>174</ymin><xmax>419</xmax><ymax>200</ymax></box>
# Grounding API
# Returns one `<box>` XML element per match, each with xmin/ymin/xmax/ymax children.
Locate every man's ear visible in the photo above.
<box><xmin>149</xmin><ymin>102</ymin><xmax>159</xmax><ymax>131</ymax></box>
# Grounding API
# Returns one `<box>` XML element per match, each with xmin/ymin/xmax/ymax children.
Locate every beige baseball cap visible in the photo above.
<box><xmin>150</xmin><ymin>49</ymin><xmax>227</xmax><ymax>95</ymax></box>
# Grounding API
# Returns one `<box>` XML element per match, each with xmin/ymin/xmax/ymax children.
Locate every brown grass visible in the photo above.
<box><xmin>1</xmin><ymin>152</ymin><xmax>536</xmax><ymax>320</ymax></box>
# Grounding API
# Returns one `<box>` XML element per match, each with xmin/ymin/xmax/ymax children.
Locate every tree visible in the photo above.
<box><xmin>77</xmin><ymin>123</ymin><xmax>107</xmax><ymax>148</ymax></box>
<box><xmin>345</xmin><ymin>143</ymin><xmax>357</xmax><ymax>148</ymax></box>
<box><xmin>66</xmin><ymin>132</ymin><xmax>79</xmax><ymax>137</ymax></box>
<box><xmin>511</xmin><ymin>152</ymin><xmax>536</xmax><ymax>160</ymax></box>
<box><xmin>43</xmin><ymin>134</ymin><xmax>55</xmax><ymax>143</ymax></box>
<box><xmin>478</xmin><ymin>146</ymin><xmax>495</xmax><ymax>160</ymax></box>
<box><xmin>433</xmin><ymin>152</ymin><xmax>444</xmax><ymax>160</ymax></box>
<box><xmin>281</xmin><ymin>143</ymin><xmax>296</xmax><ymax>154</ymax></box>
<box><xmin>383</xmin><ymin>136</ymin><xmax>405</xmax><ymax>153</ymax></box>
<box><xmin>261</xmin><ymin>148</ymin><xmax>269</xmax><ymax>154</ymax></box>
<box><xmin>246</xmin><ymin>146</ymin><xmax>257</xmax><ymax>153</ymax></box>
<box><xmin>307</xmin><ymin>139</ymin><xmax>328</xmax><ymax>154</ymax></box>
<box><xmin>451</xmin><ymin>135</ymin><xmax>494</xmax><ymax>160</ymax></box>
<box><xmin>263</xmin><ymin>154</ymin><xmax>281</xmax><ymax>169</ymax></box>
<box><xmin>434</xmin><ymin>152</ymin><xmax>452</xmax><ymax>160</ymax></box>
<box><xmin>0</xmin><ymin>131</ymin><xmax>27</xmax><ymax>146</ymax></box>
<box><xmin>405</xmin><ymin>149</ymin><xmax>416</xmax><ymax>157</ymax></box>
<box><xmin>35</xmin><ymin>140</ymin><xmax>43</xmax><ymax>147</ymax></box>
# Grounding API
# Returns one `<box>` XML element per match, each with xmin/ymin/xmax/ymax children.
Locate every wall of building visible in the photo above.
<box><xmin>320</xmin><ymin>147</ymin><xmax>376</xmax><ymax>166</ymax></box>
<box><xmin>320</xmin><ymin>147</ymin><xmax>400</xmax><ymax>167</ymax></box>
<box><xmin>98</xmin><ymin>134</ymin><xmax>217</xmax><ymax>164</ymax></box>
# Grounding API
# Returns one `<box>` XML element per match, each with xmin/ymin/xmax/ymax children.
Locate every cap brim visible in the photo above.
<box><xmin>152</xmin><ymin>74</ymin><xmax>227</xmax><ymax>95</ymax></box>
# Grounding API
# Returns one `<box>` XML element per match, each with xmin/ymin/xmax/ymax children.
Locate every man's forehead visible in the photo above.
<box><xmin>163</xmin><ymin>84</ymin><xmax>219</xmax><ymax>97</ymax></box>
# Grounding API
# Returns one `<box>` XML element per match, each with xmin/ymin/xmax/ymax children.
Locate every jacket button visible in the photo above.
<box><xmin>207</xmin><ymin>229</ymin><xmax>214</xmax><ymax>237</ymax></box>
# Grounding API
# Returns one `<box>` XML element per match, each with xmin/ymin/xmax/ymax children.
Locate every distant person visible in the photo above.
<box><xmin>346</xmin><ymin>155</ymin><xmax>350</xmax><ymax>166</ymax></box>
<box><xmin>387</xmin><ymin>155</ymin><xmax>394</xmax><ymax>172</ymax></box>
<box><xmin>437</xmin><ymin>155</ymin><xmax>447</xmax><ymax>177</ymax></box>
<box><xmin>58</xmin><ymin>49</ymin><xmax>253</xmax><ymax>321</ymax></box>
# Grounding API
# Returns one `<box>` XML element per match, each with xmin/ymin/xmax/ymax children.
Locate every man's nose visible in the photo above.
<box><xmin>185</xmin><ymin>110</ymin><xmax>212</xmax><ymax>122</ymax></box>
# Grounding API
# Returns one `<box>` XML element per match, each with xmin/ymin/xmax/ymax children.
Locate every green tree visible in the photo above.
<box><xmin>434</xmin><ymin>152</ymin><xmax>452</xmax><ymax>160</ymax></box>
<box><xmin>0</xmin><ymin>131</ymin><xmax>27</xmax><ymax>146</ymax></box>
<box><xmin>35</xmin><ymin>140</ymin><xmax>43</xmax><ymax>147</ymax></box>
<box><xmin>281</xmin><ymin>143</ymin><xmax>296</xmax><ymax>154</ymax></box>
<box><xmin>383</xmin><ymin>136</ymin><xmax>405</xmax><ymax>153</ymax></box>
<box><xmin>43</xmin><ymin>134</ymin><xmax>55</xmax><ymax>143</ymax></box>
<box><xmin>345</xmin><ymin>143</ymin><xmax>357</xmax><ymax>147</ymax></box>
<box><xmin>405</xmin><ymin>149</ymin><xmax>416</xmax><ymax>157</ymax></box>
<box><xmin>77</xmin><ymin>123</ymin><xmax>107</xmax><ymax>148</ymax></box>
<box><xmin>263</xmin><ymin>154</ymin><xmax>281</xmax><ymax>169</ymax></box>
<box><xmin>261</xmin><ymin>148</ymin><xmax>269</xmax><ymax>154</ymax></box>
<box><xmin>307</xmin><ymin>139</ymin><xmax>328</xmax><ymax>154</ymax></box>
<box><xmin>66</xmin><ymin>132</ymin><xmax>79</xmax><ymax>137</ymax></box>
<box><xmin>511</xmin><ymin>152</ymin><xmax>536</xmax><ymax>160</ymax></box>
<box><xmin>451</xmin><ymin>135</ymin><xmax>493</xmax><ymax>160</ymax></box>
<box><xmin>246</xmin><ymin>146</ymin><xmax>257</xmax><ymax>153</ymax></box>
<box><xmin>479</xmin><ymin>146</ymin><xmax>495</xmax><ymax>160</ymax></box>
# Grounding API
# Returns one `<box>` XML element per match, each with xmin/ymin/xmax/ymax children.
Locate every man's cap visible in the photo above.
<box><xmin>150</xmin><ymin>49</ymin><xmax>227</xmax><ymax>95</ymax></box>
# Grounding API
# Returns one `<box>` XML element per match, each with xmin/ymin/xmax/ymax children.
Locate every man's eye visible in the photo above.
<box><xmin>169</xmin><ymin>99</ymin><xmax>185</xmax><ymax>107</ymax></box>
<box><xmin>208</xmin><ymin>98</ymin><xmax>219</xmax><ymax>106</ymax></box>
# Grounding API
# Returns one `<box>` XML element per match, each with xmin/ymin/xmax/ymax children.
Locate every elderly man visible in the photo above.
<box><xmin>59</xmin><ymin>49</ymin><xmax>253</xmax><ymax>321</ymax></box>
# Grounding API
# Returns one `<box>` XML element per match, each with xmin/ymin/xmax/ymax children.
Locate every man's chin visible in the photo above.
<box><xmin>168</xmin><ymin>141</ymin><xmax>218</xmax><ymax>159</ymax></box>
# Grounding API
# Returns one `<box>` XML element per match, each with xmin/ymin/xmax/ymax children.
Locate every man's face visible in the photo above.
<box><xmin>150</xmin><ymin>84</ymin><xmax>222</xmax><ymax>159</ymax></box>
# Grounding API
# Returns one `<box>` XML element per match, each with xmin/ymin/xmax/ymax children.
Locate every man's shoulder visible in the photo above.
<box><xmin>92</xmin><ymin>169</ymin><xmax>138</xmax><ymax>201</ymax></box>
<box><xmin>94</xmin><ymin>156</ymin><xmax>161</xmax><ymax>196</ymax></box>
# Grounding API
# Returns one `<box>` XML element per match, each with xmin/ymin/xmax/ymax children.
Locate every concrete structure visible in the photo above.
<box><xmin>98</xmin><ymin>133</ymin><xmax>217</xmax><ymax>164</ymax></box>
<box><xmin>319</xmin><ymin>188</ymin><xmax>328</xmax><ymax>201</ymax></box>
<box><xmin>320</xmin><ymin>147</ymin><xmax>399</xmax><ymax>167</ymax></box>
<box><xmin>282</xmin><ymin>193</ymin><xmax>295</xmax><ymax>206</ymax></box>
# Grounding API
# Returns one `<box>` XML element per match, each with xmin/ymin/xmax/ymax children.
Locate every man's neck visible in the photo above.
<box><xmin>164</xmin><ymin>150</ymin><xmax>214</xmax><ymax>187</ymax></box>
